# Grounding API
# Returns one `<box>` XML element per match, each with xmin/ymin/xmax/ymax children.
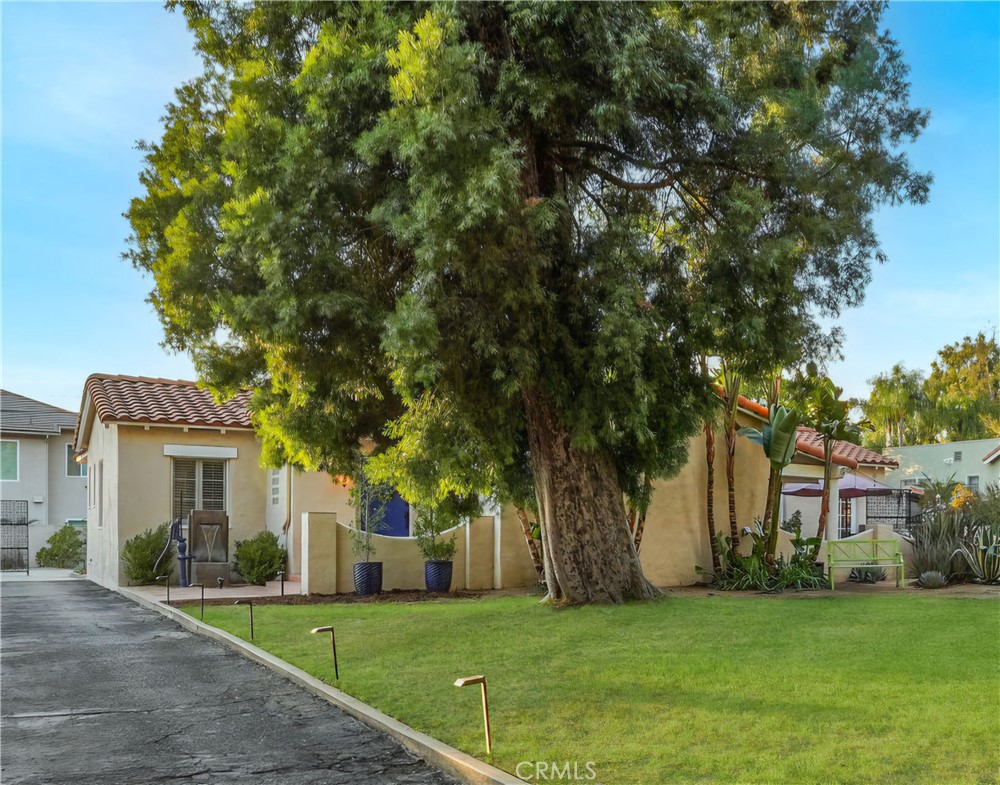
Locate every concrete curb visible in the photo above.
<box><xmin>118</xmin><ymin>587</ymin><xmax>524</xmax><ymax>785</ymax></box>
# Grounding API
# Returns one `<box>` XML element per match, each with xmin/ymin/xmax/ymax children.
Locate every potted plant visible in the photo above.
<box><xmin>349</xmin><ymin>470</ymin><xmax>392</xmax><ymax>596</ymax></box>
<box><xmin>412</xmin><ymin>503</ymin><xmax>459</xmax><ymax>593</ymax></box>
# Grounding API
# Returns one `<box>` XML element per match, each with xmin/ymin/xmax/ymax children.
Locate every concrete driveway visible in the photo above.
<box><xmin>0</xmin><ymin>580</ymin><xmax>458</xmax><ymax>784</ymax></box>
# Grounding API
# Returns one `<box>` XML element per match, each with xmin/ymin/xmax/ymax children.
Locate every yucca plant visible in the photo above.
<box><xmin>953</xmin><ymin>524</ymin><xmax>1000</xmax><ymax>584</ymax></box>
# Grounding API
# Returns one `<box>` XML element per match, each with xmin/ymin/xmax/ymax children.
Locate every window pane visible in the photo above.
<box><xmin>201</xmin><ymin>460</ymin><xmax>225</xmax><ymax>511</ymax></box>
<box><xmin>0</xmin><ymin>441</ymin><xmax>17</xmax><ymax>481</ymax></box>
<box><xmin>173</xmin><ymin>459</ymin><xmax>196</xmax><ymax>521</ymax></box>
<box><xmin>66</xmin><ymin>444</ymin><xmax>86</xmax><ymax>477</ymax></box>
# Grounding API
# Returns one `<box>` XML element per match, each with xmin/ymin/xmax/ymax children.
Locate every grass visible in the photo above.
<box><xmin>185</xmin><ymin>594</ymin><xmax>1000</xmax><ymax>785</ymax></box>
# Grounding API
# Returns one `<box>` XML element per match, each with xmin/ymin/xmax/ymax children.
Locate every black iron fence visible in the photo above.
<box><xmin>866</xmin><ymin>490</ymin><xmax>922</xmax><ymax>538</ymax></box>
<box><xmin>1</xmin><ymin>500</ymin><xmax>30</xmax><ymax>573</ymax></box>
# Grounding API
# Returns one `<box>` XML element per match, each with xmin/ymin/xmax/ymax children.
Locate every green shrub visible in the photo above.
<box><xmin>918</xmin><ymin>570</ymin><xmax>948</xmax><ymax>589</ymax></box>
<box><xmin>232</xmin><ymin>530</ymin><xmax>285</xmax><ymax>585</ymax></box>
<box><xmin>969</xmin><ymin>483</ymin><xmax>1000</xmax><ymax>527</ymax></box>
<box><xmin>121</xmin><ymin>523</ymin><xmax>173</xmax><ymax>585</ymax></box>
<box><xmin>36</xmin><ymin>524</ymin><xmax>86</xmax><ymax>568</ymax></box>
<box><xmin>774</xmin><ymin>558</ymin><xmax>826</xmax><ymax>590</ymax></box>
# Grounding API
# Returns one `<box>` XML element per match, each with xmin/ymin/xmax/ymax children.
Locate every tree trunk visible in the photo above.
<box><xmin>704</xmin><ymin>421</ymin><xmax>721</xmax><ymax>574</ymax></box>
<box><xmin>765</xmin><ymin>468</ymin><xmax>783</xmax><ymax>560</ymax></box>
<box><xmin>522</xmin><ymin>388</ymin><xmax>659</xmax><ymax>604</ymax></box>
<box><xmin>632</xmin><ymin>510</ymin><xmax>648</xmax><ymax>554</ymax></box>
<box><xmin>724</xmin><ymin>427</ymin><xmax>739</xmax><ymax>546</ymax></box>
<box><xmin>514</xmin><ymin>505</ymin><xmax>544</xmax><ymax>579</ymax></box>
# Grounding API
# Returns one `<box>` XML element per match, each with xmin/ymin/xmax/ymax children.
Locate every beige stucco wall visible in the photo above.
<box><xmin>301</xmin><ymin>513</ymin><xmax>494</xmax><ymax>594</ymax></box>
<box><xmin>639</xmin><ymin>417</ymin><xmax>775</xmax><ymax>587</ymax></box>
<box><xmin>499</xmin><ymin>506</ymin><xmax>542</xmax><ymax>588</ymax></box>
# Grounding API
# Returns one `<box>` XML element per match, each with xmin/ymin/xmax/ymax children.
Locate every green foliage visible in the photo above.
<box><xmin>232</xmin><ymin>530</ymin><xmax>286</xmax><ymax>585</ymax></box>
<box><xmin>35</xmin><ymin>524</ymin><xmax>86</xmax><ymax>568</ymax></box>
<box><xmin>917</xmin><ymin>570</ymin><xmax>948</xmax><ymax>589</ymax></box>
<box><xmin>909</xmin><ymin>508</ymin><xmax>967</xmax><ymax>580</ymax></box>
<box><xmin>953</xmin><ymin>523</ymin><xmax>1000</xmax><ymax>584</ymax></box>
<box><xmin>968</xmin><ymin>482</ymin><xmax>1000</xmax><ymax>526</ymax></box>
<box><xmin>127</xmin><ymin>2</ymin><xmax>929</xmax><ymax>599</ymax></box>
<box><xmin>709</xmin><ymin>520</ymin><xmax>822</xmax><ymax>592</ymax></box>
<box><xmin>857</xmin><ymin>332</ymin><xmax>1000</xmax><ymax>445</ymax></box>
<box><xmin>916</xmin><ymin>473</ymin><xmax>959</xmax><ymax>509</ymax></box>
<box><xmin>412</xmin><ymin>502</ymin><xmax>462</xmax><ymax>562</ymax></box>
<box><xmin>779</xmin><ymin>509</ymin><xmax>804</xmax><ymax>533</ymax></box>
<box><xmin>348</xmin><ymin>465</ymin><xmax>393</xmax><ymax>562</ymax></box>
<box><xmin>121</xmin><ymin>523</ymin><xmax>173</xmax><ymax>585</ymax></box>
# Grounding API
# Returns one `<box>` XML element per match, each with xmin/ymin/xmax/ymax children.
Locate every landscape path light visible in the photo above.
<box><xmin>155</xmin><ymin>575</ymin><xmax>170</xmax><ymax>604</ymax></box>
<box><xmin>453</xmin><ymin>675</ymin><xmax>491</xmax><ymax>755</ymax></box>
<box><xmin>310</xmin><ymin>626</ymin><xmax>339</xmax><ymax>680</ymax></box>
<box><xmin>234</xmin><ymin>599</ymin><xmax>254</xmax><ymax>640</ymax></box>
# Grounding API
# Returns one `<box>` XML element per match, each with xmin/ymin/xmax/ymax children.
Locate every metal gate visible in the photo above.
<box><xmin>1</xmin><ymin>500</ymin><xmax>30</xmax><ymax>573</ymax></box>
<box><xmin>866</xmin><ymin>489</ymin><xmax>922</xmax><ymax>538</ymax></box>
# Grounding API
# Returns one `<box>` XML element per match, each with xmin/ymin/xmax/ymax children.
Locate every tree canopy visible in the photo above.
<box><xmin>857</xmin><ymin>332</ymin><xmax>1000</xmax><ymax>447</ymax></box>
<box><xmin>129</xmin><ymin>1</ymin><xmax>929</xmax><ymax>603</ymax></box>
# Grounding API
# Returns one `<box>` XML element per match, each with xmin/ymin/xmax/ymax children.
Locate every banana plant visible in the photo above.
<box><xmin>739</xmin><ymin>404</ymin><xmax>801</xmax><ymax>561</ymax></box>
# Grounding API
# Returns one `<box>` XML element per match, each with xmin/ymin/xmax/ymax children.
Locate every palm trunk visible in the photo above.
<box><xmin>704</xmin><ymin>420</ymin><xmax>721</xmax><ymax>573</ymax></box>
<box><xmin>765</xmin><ymin>468</ymin><xmax>783</xmax><ymax>560</ymax></box>
<box><xmin>522</xmin><ymin>388</ymin><xmax>658</xmax><ymax>604</ymax></box>
<box><xmin>816</xmin><ymin>452</ymin><xmax>833</xmax><ymax>541</ymax></box>
<box><xmin>762</xmin><ymin>468</ymin><xmax>777</xmax><ymax>540</ymax></box>
<box><xmin>725</xmin><ymin>427</ymin><xmax>739</xmax><ymax>546</ymax></box>
<box><xmin>632</xmin><ymin>510</ymin><xmax>648</xmax><ymax>554</ymax></box>
<box><xmin>514</xmin><ymin>505</ymin><xmax>544</xmax><ymax>579</ymax></box>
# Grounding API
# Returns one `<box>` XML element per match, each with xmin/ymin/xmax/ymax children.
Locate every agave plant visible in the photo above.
<box><xmin>953</xmin><ymin>524</ymin><xmax>1000</xmax><ymax>584</ymax></box>
<box><xmin>918</xmin><ymin>570</ymin><xmax>948</xmax><ymax>589</ymax></box>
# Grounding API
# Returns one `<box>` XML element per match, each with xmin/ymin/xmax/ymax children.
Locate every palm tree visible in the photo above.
<box><xmin>700</xmin><ymin>356</ymin><xmax>721</xmax><ymax>573</ymax></box>
<box><xmin>805</xmin><ymin>378</ymin><xmax>861</xmax><ymax>541</ymax></box>
<box><xmin>718</xmin><ymin>359</ymin><xmax>743</xmax><ymax>548</ymax></box>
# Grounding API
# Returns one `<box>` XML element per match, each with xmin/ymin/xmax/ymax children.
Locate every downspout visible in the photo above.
<box><xmin>280</xmin><ymin>464</ymin><xmax>293</xmax><ymax>574</ymax></box>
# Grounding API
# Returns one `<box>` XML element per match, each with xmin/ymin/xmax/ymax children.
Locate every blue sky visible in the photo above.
<box><xmin>2</xmin><ymin>2</ymin><xmax>998</xmax><ymax>413</ymax></box>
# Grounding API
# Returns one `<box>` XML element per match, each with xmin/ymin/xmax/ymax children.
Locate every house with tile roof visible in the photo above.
<box><xmin>0</xmin><ymin>390</ymin><xmax>88</xmax><ymax>567</ymax></box>
<box><xmin>72</xmin><ymin>373</ymin><xmax>902</xmax><ymax>590</ymax></box>
<box><xmin>74</xmin><ymin>374</ymin><xmax>367</xmax><ymax>589</ymax></box>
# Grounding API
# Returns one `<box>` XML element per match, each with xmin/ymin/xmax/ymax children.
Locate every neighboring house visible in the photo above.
<box><xmin>883</xmin><ymin>438</ymin><xmax>1000</xmax><ymax>496</ymax></box>
<box><xmin>0</xmin><ymin>390</ymin><xmax>87</xmax><ymax>567</ymax></box>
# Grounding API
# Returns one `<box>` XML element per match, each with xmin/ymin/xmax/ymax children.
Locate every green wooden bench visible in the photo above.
<box><xmin>827</xmin><ymin>539</ymin><xmax>905</xmax><ymax>589</ymax></box>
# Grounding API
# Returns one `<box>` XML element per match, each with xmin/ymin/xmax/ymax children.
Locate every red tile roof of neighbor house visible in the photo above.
<box><xmin>83</xmin><ymin>374</ymin><xmax>253</xmax><ymax>429</ymax></box>
<box><xmin>736</xmin><ymin>395</ymin><xmax>897</xmax><ymax>469</ymax></box>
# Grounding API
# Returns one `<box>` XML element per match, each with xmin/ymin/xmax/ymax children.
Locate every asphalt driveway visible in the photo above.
<box><xmin>0</xmin><ymin>579</ymin><xmax>458</xmax><ymax>785</ymax></box>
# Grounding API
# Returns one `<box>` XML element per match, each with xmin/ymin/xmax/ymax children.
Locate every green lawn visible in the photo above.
<box><xmin>186</xmin><ymin>594</ymin><xmax>999</xmax><ymax>785</ymax></box>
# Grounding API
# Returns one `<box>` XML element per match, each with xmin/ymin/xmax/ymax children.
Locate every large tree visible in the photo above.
<box><xmin>128</xmin><ymin>2</ymin><xmax>928</xmax><ymax>604</ymax></box>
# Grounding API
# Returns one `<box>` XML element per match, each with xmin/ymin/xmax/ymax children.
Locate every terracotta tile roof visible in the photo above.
<box><xmin>794</xmin><ymin>427</ymin><xmax>898</xmax><ymax>469</ymax></box>
<box><xmin>733</xmin><ymin>394</ymin><xmax>897</xmax><ymax>468</ymax></box>
<box><xmin>83</xmin><ymin>374</ymin><xmax>253</xmax><ymax>429</ymax></box>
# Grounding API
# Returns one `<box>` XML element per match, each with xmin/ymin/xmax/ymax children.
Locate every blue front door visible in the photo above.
<box><xmin>381</xmin><ymin>493</ymin><xmax>410</xmax><ymax>537</ymax></box>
